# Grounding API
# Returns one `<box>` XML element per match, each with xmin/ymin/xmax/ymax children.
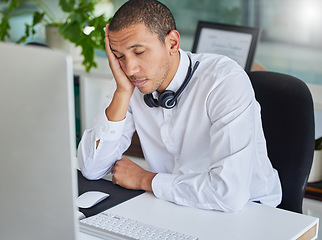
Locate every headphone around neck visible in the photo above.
<box><xmin>144</xmin><ymin>56</ymin><xmax>200</xmax><ymax>109</ymax></box>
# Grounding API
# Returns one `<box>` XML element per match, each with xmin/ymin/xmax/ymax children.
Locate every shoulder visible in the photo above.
<box><xmin>187</xmin><ymin>51</ymin><xmax>252</xmax><ymax>93</ymax></box>
<box><xmin>185</xmin><ymin>52</ymin><xmax>256</xmax><ymax>117</ymax></box>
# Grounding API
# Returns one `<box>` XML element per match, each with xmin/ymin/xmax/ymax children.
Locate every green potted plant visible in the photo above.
<box><xmin>308</xmin><ymin>136</ymin><xmax>322</xmax><ymax>182</ymax></box>
<box><xmin>0</xmin><ymin>0</ymin><xmax>111</xmax><ymax>72</ymax></box>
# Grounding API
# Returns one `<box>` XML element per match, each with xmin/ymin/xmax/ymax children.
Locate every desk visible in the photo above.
<box><xmin>79</xmin><ymin>191</ymin><xmax>319</xmax><ymax>240</ymax></box>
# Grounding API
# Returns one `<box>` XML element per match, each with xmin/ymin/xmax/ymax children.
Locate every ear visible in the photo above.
<box><xmin>166</xmin><ymin>30</ymin><xmax>180</xmax><ymax>55</ymax></box>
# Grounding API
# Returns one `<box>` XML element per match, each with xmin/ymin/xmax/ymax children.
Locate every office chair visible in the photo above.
<box><xmin>248</xmin><ymin>71</ymin><xmax>315</xmax><ymax>213</ymax></box>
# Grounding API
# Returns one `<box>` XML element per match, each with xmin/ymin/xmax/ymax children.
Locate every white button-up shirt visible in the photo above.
<box><xmin>78</xmin><ymin>50</ymin><xmax>282</xmax><ymax>212</ymax></box>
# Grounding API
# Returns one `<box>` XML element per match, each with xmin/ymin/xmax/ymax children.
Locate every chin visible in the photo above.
<box><xmin>137</xmin><ymin>87</ymin><xmax>152</xmax><ymax>95</ymax></box>
<box><xmin>136</xmin><ymin>84</ymin><xmax>155</xmax><ymax>95</ymax></box>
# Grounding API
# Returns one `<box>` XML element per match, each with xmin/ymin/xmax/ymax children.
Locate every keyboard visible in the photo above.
<box><xmin>80</xmin><ymin>211</ymin><xmax>198</xmax><ymax>240</ymax></box>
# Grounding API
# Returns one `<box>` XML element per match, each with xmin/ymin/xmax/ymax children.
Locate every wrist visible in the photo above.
<box><xmin>114</xmin><ymin>87</ymin><xmax>134</xmax><ymax>99</ymax></box>
<box><xmin>141</xmin><ymin>172</ymin><xmax>157</xmax><ymax>192</ymax></box>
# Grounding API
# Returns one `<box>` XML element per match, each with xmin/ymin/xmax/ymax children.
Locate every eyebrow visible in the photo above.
<box><xmin>128</xmin><ymin>44</ymin><xmax>144</xmax><ymax>49</ymax></box>
<box><xmin>111</xmin><ymin>44</ymin><xmax>145</xmax><ymax>53</ymax></box>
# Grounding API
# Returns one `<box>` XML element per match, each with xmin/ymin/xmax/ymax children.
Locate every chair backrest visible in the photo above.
<box><xmin>248</xmin><ymin>71</ymin><xmax>315</xmax><ymax>213</ymax></box>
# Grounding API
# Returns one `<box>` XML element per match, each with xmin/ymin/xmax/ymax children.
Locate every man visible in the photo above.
<box><xmin>78</xmin><ymin>0</ymin><xmax>282</xmax><ymax>212</ymax></box>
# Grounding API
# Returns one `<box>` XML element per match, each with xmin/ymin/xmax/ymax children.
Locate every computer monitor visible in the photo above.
<box><xmin>0</xmin><ymin>43</ymin><xmax>78</xmax><ymax>239</ymax></box>
<box><xmin>192</xmin><ymin>21</ymin><xmax>260</xmax><ymax>72</ymax></box>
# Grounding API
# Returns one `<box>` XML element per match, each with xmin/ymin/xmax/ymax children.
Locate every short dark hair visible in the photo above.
<box><xmin>109</xmin><ymin>0</ymin><xmax>176</xmax><ymax>43</ymax></box>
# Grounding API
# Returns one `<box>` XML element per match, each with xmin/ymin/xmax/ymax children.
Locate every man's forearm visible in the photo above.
<box><xmin>105</xmin><ymin>90</ymin><xmax>132</xmax><ymax>122</ymax></box>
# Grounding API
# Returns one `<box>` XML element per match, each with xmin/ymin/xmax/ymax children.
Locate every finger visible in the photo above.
<box><xmin>105</xmin><ymin>24</ymin><xmax>109</xmax><ymax>38</ymax></box>
<box><xmin>104</xmin><ymin>25</ymin><xmax>121</xmax><ymax>71</ymax></box>
<box><xmin>104</xmin><ymin>24</ymin><xmax>112</xmax><ymax>57</ymax></box>
<box><xmin>105</xmin><ymin>24</ymin><xmax>110</xmax><ymax>47</ymax></box>
<box><xmin>112</xmin><ymin>174</ymin><xmax>119</xmax><ymax>185</ymax></box>
<box><xmin>111</xmin><ymin>160</ymin><xmax>118</xmax><ymax>173</ymax></box>
<box><xmin>112</xmin><ymin>175</ymin><xmax>116</xmax><ymax>184</ymax></box>
<box><xmin>105</xmin><ymin>24</ymin><xmax>117</xmax><ymax>63</ymax></box>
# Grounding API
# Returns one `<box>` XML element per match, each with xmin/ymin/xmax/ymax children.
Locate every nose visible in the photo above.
<box><xmin>122</xmin><ymin>57</ymin><xmax>140</xmax><ymax>77</ymax></box>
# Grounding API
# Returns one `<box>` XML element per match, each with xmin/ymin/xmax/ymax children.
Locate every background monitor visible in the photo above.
<box><xmin>192</xmin><ymin>21</ymin><xmax>260</xmax><ymax>72</ymax></box>
<box><xmin>0</xmin><ymin>43</ymin><xmax>78</xmax><ymax>239</ymax></box>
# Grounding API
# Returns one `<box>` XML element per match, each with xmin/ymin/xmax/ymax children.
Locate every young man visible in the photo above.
<box><xmin>78</xmin><ymin>0</ymin><xmax>282</xmax><ymax>212</ymax></box>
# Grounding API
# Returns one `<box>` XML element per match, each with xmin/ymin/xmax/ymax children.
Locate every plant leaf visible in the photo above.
<box><xmin>59</xmin><ymin>0</ymin><xmax>76</xmax><ymax>12</ymax></box>
<box><xmin>8</xmin><ymin>0</ymin><xmax>21</xmax><ymax>12</ymax></box>
<box><xmin>107</xmin><ymin>17</ymin><xmax>113</xmax><ymax>24</ymax></box>
<box><xmin>0</xmin><ymin>16</ymin><xmax>10</xmax><ymax>41</ymax></box>
<box><xmin>33</xmin><ymin>12</ymin><xmax>45</xmax><ymax>26</ymax></box>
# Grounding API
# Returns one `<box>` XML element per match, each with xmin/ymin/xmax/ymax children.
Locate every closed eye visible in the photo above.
<box><xmin>135</xmin><ymin>51</ymin><xmax>144</xmax><ymax>56</ymax></box>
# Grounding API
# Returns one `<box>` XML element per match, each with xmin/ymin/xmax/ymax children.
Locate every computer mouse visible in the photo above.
<box><xmin>76</xmin><ymin>191</ymin><xmax>109</xmax><ymax>208</ymax></box>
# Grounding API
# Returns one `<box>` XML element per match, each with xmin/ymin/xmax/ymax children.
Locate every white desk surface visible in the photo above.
<box><xmin>79</xmin><ymin>192</ymin><xmax>319</xmax><ymax>240</ymax></box>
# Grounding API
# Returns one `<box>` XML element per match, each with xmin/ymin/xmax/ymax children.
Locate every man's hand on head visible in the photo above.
<box><xmin>105</xmin><ymin>24</ymin><xmax>134</xmax><ymax>94</ymax></box>
<box><xmin>104</xmin><ymin>24</ymin><xmax>134</xmax><ymax>122</ymax></box>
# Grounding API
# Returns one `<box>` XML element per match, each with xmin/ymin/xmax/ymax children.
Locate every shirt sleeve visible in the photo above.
<box><xmin>77</xmin><ymin>109</ymin><xmax>135</xmax><ymax>180</ymax></box>
<box><xmin>152</xmin><ymin>69</ymin><xmax>263</xmax><ymax>212</ymax></box>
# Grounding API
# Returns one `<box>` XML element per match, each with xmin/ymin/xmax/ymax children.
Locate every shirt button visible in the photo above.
<box><xmin>102</xmin><ymin>127</ymin><xmax>106</xmax><ymax>132</ymax></box>
<box><xmin>110</xmin><ymin>130</ymin><xmax>116</xmax><ymax>134</ymax></box>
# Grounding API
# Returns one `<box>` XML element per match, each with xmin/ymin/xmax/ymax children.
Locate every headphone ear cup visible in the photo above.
<box><xmin>144</xmin><ymin>93</ymin><xmax>159</xmax><ymax>108</ymax></box>
<box><xmin>158</xmin><ymin>90</ymin><xmax>177</xmax><ymax>109</ymax></box>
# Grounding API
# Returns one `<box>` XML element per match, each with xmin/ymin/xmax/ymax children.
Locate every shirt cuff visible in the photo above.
<box><xmin>152</xmin><ymin>173</ymin><xmax>177</xmax><ymax>202</ymax></box>
<box><xmin>93</xmin><ymin>110</ymin><xmax>126</xmax><ymax>141</ymax></box>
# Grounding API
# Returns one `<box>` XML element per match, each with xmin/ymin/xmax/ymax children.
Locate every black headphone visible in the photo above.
<box><xmin>144</xmin><ymin>56</ymin><xmax>200</xmax><ymax>109</ymax></box>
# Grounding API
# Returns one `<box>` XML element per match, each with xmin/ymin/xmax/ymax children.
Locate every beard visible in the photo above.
<box><xmin>132</xmin><ymin>60</ymin><xmax>171</xmax><ymax>95</ymax></box>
